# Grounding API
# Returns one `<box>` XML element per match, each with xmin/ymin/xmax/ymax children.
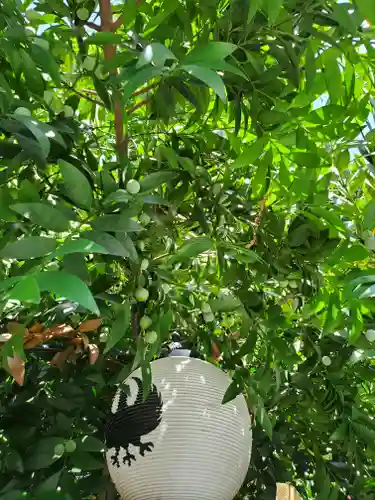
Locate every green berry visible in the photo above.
<box><xmin>139</xmin><ymin>213</ymin><xmax>151</xmax><ymax>225</ymax></box>
<box><xmin>140</xmin><ymin>315</ymin><xmax>152</xmax><ymax>330</ymax></box>
<box><xmin>77</xmin><ymin>7</ymin><xmax>89</xmax><ymax>20</ymax></box>
<box><xmin>64</xmin><ymin>440</ymin><xmax>76</xmax><ymax>453</ymax></box>
<box><xmin>126</xmin><ymin>179</ymin><xmax>141</xmax><ymax>194</ymax></box>
<box><xmin>25</xmin><ymin>10</ymin><xmax>41</xmax><ymax>21</ymax></box>
<box><xmin>54</xmin><ymin>444</ymin><xmax>65</xmax><ymax>456</ymax></box>
<box><xmin>145</xmin><ymin>331</ymin><xmax>158</xmax><ymax>344</ymax></box>
<box><xmin>14</xmin><ymin>107</ymin><xmax>31</xmax><ymax>117</ymax></box>
<box><xmin>63</xmin><ymin>105</ymin><xmax>74</xmax><ymax>118</ymax></box>
<box><xmin>135</xmin><ymin>287</ymin><xmax>149</xmax><ymax>302</ymax></box>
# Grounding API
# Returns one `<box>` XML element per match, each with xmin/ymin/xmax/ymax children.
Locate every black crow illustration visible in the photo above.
<box><xmin>105</xmin><ymin>377</ymin><xmax>163</xmax><ymax>467</ymax></box>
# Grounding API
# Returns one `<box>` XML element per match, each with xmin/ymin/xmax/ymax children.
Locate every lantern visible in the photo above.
<box><xmin>105</xmin><ymin>356</ymin><xmax>252</xmax><ymax>500</ymax></box>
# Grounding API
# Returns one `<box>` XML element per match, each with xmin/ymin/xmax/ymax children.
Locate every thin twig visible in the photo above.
<box><xmin>86</xmin><ymin>21</ymin><xmax>102</xmax><ymax>31</ymax></box>
<box><xmin>247</xmin><ymin>196</ymin><xmax>268</xmax><ymax>249</ymax></box>
<box><xmin>126</xmin><ymin>97</ymin><xmax>152</xmax><ymax>114</ymax></box>
<box><xmin>132</xmin><ymin>82</ymin><xmax>159</xmax><ymax>97</ymax></box>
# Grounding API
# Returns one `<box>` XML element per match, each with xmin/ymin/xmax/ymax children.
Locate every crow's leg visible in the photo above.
<box><xmin>122</xmin><ymin>445</ymin><xmax>136</xmax><ymax>466</ymax></box>
<box><xmin>110</xmin><ymin>447</ymin><xmax>120</xmax><ymax>468</ymax></box>
<box><xmin>139</xmin><ymin>440</ymin><xmax>154</xmax><ymax>456</ymax></box>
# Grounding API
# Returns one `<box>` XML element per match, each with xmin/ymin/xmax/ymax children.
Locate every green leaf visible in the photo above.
<box><xmin>323</xmin><ymin>49</ymin><xmax>343</xmax><ymax>104</ymax></box>
<box><xmin>83</xmin><ymin>231</ymin><xmax>130</xmax><ymax>258</ymax></box>
<box><xmin>104</xmin><ymin>302</ymin><xmax>131</xmax><ymax>353</ymax></box>
<box><xmin>115</xmin><ymin>232</ymin><xmax>139</xmax><ymax>262</ymax></box>
<box><xmin>8</xmin><ymin>276</ymin><xmax>40</xmax><ymax>304</ymax></box>
<box><xmin>355</xmin><ymin>0</ymin><xmax>375</xmax><ymax>25</ymax></box>
<box><xmin>232</xmin><ymin>138</ymin><xmax>268</xmax><ymax>169</ymax></box>
<box><xmin>122</xmin><ymin>66</ymin><xmax>163</xmax><ymax>103</ymax></box>
<box><xmin>77</xmin><ymin>436</ymin><xmax>104</xmax><ymax>453</ymax></box>
<box><xmin>10</xmin><ymin>203</ymin><xmax>70</xmax><ymax>232</ymax></box>
<box><xmin>58</xmin><ymin>160</ymin><xmax>93</xmax><ymax>209</ymax></box>
<box><xmin>184</xmin><ymin>43</ymin><xmax>237</xmax><ymax>65</ymax></box>
<box><xmin>86</xmin><ymin>32</ymin><xmax>123</xmax><ymax>45</ymax></box>
<box><xmin>53</xmin><ymin>238</ymin><xmax>107</xmax><ymax>257</ymax></box>
<box><xmin>222</xmin><ymin>379</ymin><xmax>242</xmax><ymax>404</ymax></box>
<box><xmin>181</xmin><ymin>65</ymin><xmax>227</xmax><ymax>103</ymax></box>
<box><xmin>36</xmin><ymin>271</ymin><xmax>99</xmax><ymax>315</ymax></box>
<box><xmin>69</xmin><ymin>451</ymin><xmax>103</xmax><ymax>470</ymax></box>
<box><xmin>35</xmin><ymin>471</ymin><xmax>62</xmax><ymax>495</ymax></box>
<box><xmin>170</xmin><ymin>237</ymin><xmax>213</xmax><ymax>263</ymax></box>
<box><xmin>30</xmin><ymin>43</ymin><xmax>61</xmax><ymax>86</ymax></box>
<box><xmin>0</xmin><ymin>236</ymin><xmax>56</xmax><ymax>259</ymax></box>
<box><xmin>24</xmin><ymin>437</ymin><xmax>64</xmax><ymax>470</ymax></box>
<box><xmin>364</xmin><ymin>201</ymin><xmax>375</xmax><ymax>230</ymax></box>
<box><xmin>248</xmin><ymin>0</ymin><xmax>263</xmax><ymax>23</ymax></box>
<box><xmin>91</xmin><ymin>215</ymin><xmax>142</xmax><ymax>233</ymax></box>
<box><xmin>140</xmin><ymin>171</ymin><xmax>179</xmax><ymax>191</ymax></box>
<box><xmin>209</xmin><ymin>294</ymin><xmax>242</xmax><ymax>312</ymax></box>
<box><xmin>266</xmin><ymin>0</ymin><xmax>283</xmax><ymax>25</ymax></box>
<box><xmin>12</xmin><ymin>115</ymin><xmax>50</xmax><ymax>157</ymax></box>
<box><xmin>143</xmin><ymin>0</ymin><xmax>179</xmax><ymax>35</ymax></box>
<box><xmin>137</xmin><ymin>43</ymin><xmax>177</xmax><ymax>68</ymax></box>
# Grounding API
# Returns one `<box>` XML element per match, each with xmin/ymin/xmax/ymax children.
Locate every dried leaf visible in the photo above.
<box><xmin>88</xmin><ymin>344</ymin><xmax>99</xmax><ymax>364</ymax></box>
<box><xmin>24</xmin><ymin>334</ymin><xmax>44</xmax><ymax>349</ymax></box>
<box><xmin>79</xmin><ymin>318</ymin><xmax>102</xmax><ymax>333</ymax></box>
<box><xmin>50</xmin><ymin>346</ymin><xmax>75</xmax><ymax>369</ymax></box>
<box><xmin>211</xmin><ymin>341</ymin><xmax>221</xmax><ymax>360</ymax></box>
<box><xmin>7</xmin><ymin>355</ymin><xmax>25</xmax><ymax>386</ymax></box>
<box><xmin>50</xmin><ymin>324</ymin><xmax>75</xmax><ymax>336</ymax></box>
<box><xmin>29</xmin><ymin>323</ymin><xmax>44</xmax><ymax>333</ymax></box>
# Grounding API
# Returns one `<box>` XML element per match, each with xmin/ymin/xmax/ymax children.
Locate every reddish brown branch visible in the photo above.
<box><xmin>247</xmin><ymin>197</ymin><xmax>267</xmax><ymax>249</ymax></box>
<box><xmin>126</xmin><ymin>97</ymin><xmax>152</xmax><ymax>114</ymax></box>
<box><xmin>132</xmin><ymin>82</ymin><xmax>158</xmax><ymax>97</ymax></box>
<box><xmin>112</xmin><ymin>15</ymin><xmax>124</xmax><ymax>31</ymax></box>
<box><xmin>99</xmin><ymin>0</ymin><xmax>126</xmax><ymax>157</ymax></box>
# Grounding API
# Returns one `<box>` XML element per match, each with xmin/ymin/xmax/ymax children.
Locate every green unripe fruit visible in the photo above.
<box><xmin>322</xmin><ymin>356</ymin><xmax>331</xmax><ymax>366</ymax></box>
<box><xmin>140</xmin><ymin>315</ymin><xmax>152</xmax><ymax>330</ymax></box>
<box><xmin>137</xmin><ymin>241</ymin><xmax>145</xmax><ymax>251</ymax></box>
<box><xmin>140</xmin><ymin>259</ymin><xmax>149</xmax><ymax>271</ymax></box>
<box><xmin>82</xmin><ymin>56</ymin><xmax>96</xmax><ymax>71</ymax></box>
<box><xmin>139</xmin><ymin>213</ymin><xmax>151</xmax><ymax>225</ymax></box>
<box><xmin>14</xmin><ymin>107</ymin><xmax>31</xmax><ymax>117</ymax></box>
<box><xmin>64</xmin><ymin>105</ymin><xmax>74</xmax><ymax>118</ymax></box>
<box><xmin>145</xmin><ymin>331</ymin><xmax>158</xmax><ymax>344</ymax></box>
<box><xmin>126</xmin><ymin>179</ymin><xmax>140</xmax><ymax>195</ymax></box>
<box><xmin>54</xmin><ymin>444</ymin><xmax>65</xmax><ymax>456</ymax></box>
<box><xmin>34</xmin><ymin>38</ymin><xmax>49</xmax><ymax>50</ymax></box>
<box><xmin>135</xmin><ymin>287</ymin><xmax>149</xmax><ymax>302</ymax></box>
<box><xmin>64</xmin><ymin>440</ymin><xmax>77</xmax><ymax>453</ymax></box>
<box><xmin>77</xmin><ymin>7</ymin><xmax>89</xmax><ymax>20</ymax></box>
<box><xmin>365</xmin><ymin>329</ymin><xmax>375</xmax><ymax>342</ymax></box>
<box><xmin>201</xmin><ymin>303</ymin><xmax>211</xmax><ymax>314</ymax></box>
<box><xmin>203</xmin><ymin>312</ymin><xmax>215</xmax><ymax>323</ymax></box>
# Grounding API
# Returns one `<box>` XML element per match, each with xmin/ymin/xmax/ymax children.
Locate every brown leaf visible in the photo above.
<box><xmin>211</xmin><ymin>341</ymin><xmax>221</xmax><ymax>360</ymax></box>
<box><xmin>24</xmin><ymin>334</ymin><xmax>44</xmax><ymax>349</ymax></box>
<box><xmin>88</xmin><ymin>344</ymin><xmax>100</xmax><ymax>365</ymax></box>
<box><xmin>7</xmin><ymin>355</ymin><xmax>25</xmax><ymax>386</ymax></box>
<box><xmin>50</xmin><ymin>346</ymin><xmax>75</xmax><ymax>370</ymax></box>
<box><xmin>79</xmin><ymin>318</ymin><xmax>102</xmax><ymax>333</ymax></box>
<box><xmin>29</xmin><ymin>323</ymin><xmax>44</xmax><ymax>334</ymax></box>
<box><xmin>50</xmin><ymin>324</ymin><xmax>75</xmax><ymax>336</ymax></box>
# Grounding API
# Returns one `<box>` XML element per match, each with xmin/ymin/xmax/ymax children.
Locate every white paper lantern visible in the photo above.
<box><xmin>105</xmin><ymin>356</ymin><xmax>252</xmax><ymax>500</ymax></box>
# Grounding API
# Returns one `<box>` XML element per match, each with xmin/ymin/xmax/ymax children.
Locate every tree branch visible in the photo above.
<box><xmin>126</xmin><ymin>97</ymin><xmax>152</xmax><ymax>114</ymax></box>
<box><xmin>247</xmin><ymin>196</ymin><xmax>268</xmax><ymax>249</ymax></box>
<box><xmin>132</xmin><ymin>82</ymin><xmax>159</xmax><ymax>97</ymax></box>
<box><xmin>99</xmin><ymin>0</ymin><xmax>126</xmax><ymax>158</ymax></box>
<box><xmin>86</xmin><ymin>21</ymin><xmax>102</xmax><ymax>31</ymax></box>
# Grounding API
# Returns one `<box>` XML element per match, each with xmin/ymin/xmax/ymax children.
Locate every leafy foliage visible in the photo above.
<box><xmin>0</xmin><ymin>0</ymin><xmax>375</xmax><ymax>499</ymax></box>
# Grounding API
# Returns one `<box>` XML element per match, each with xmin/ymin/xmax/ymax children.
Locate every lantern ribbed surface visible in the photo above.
<box><xmin>106</xmin><ymin>356</ymin><xmax>252</xmax><ymax>500</ymax></box>
<box><xmin>276</xmin><ymin>483</ymin><xmax>302</xmax><ymax>500</ymax></box>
